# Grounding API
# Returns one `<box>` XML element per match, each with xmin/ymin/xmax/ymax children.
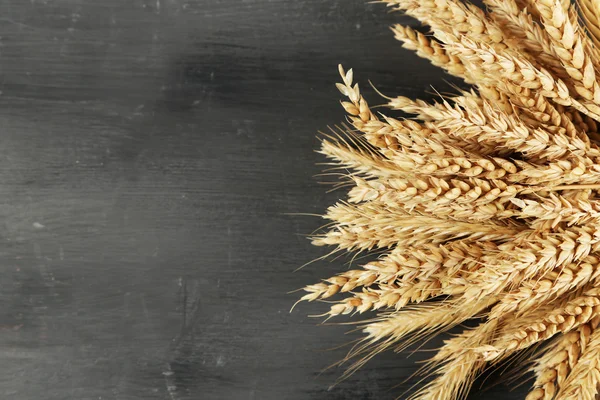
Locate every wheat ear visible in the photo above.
<box><xmin>554</xmin><ymin>322</ymin><xmax>600</xmax><ymax>399</ymax></box>
<box><xmin>526</xmin><ymin>321</ymin><xmax>599</xmax><ymax>400</ymax></box>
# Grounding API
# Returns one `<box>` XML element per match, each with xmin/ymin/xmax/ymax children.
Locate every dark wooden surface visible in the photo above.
<box><xmin>0</xmin><ymin>1</ymin><xmax>530</xmax><ymax>399</ymax></box>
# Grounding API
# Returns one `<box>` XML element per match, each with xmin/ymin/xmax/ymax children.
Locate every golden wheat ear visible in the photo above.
<box><xmin>554</xmin><ymin>322</ymin><xmax>600</xmax><ymax>398</ymax></box>
<box><xmin>578</xmin><ymin>0</ymin><xmax>600</xmax><ymax>48</ymax></box>
<box><xmin>526</xmin><ymin>321</ymin><xmax>599</xmax><ymax>399</ymax></box>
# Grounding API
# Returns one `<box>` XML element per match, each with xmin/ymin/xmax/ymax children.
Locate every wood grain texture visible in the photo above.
<box><xmin>0</xmin><ymin>0</ymin><xmax>530</xmax><ymax>399</ymax></box>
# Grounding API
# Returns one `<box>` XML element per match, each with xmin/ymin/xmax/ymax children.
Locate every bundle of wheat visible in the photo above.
<box><xmin>296</xmin><ymin>0</ymin><xmax>600</xmax><ymax>398</ymax></box>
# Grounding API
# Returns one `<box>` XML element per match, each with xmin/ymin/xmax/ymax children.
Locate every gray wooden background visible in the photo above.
<box><xmin>0</xmin><ymin>0</ymin><xmax>530</xmax><ymax>399</ymax></box>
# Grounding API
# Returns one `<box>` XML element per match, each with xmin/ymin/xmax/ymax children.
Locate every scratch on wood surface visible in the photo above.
<box><xmin>163</xmin><ymin>277</ymin><xmax>202</xmax><ymax>400</ymax></box>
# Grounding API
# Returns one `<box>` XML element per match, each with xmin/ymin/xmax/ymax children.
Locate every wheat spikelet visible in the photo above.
<box><xmin>313</xmin><ymin>201</ymin><xmax>519</xmax><ymax>253</ymax></box>
<box><xmin>580</xmin><ymin>0</ymin><xmax>600</xmax><ymax>48</ymax></box>
<box><xmin>451</xmin><ymin>227</ymin><xmax>600</xmax><ymax>308</ymax></box>
<box><xmin>299</xmin><ymin>240</ymin><xmax>492</xmax><ymax>306</ymax></box>
<box><xmin>324</xmin><ymin>279</ymin><xmax>450</xmax><ymax>317</ymax></box>
<box><xmin>348</xmin><ymin>297</ymin><xmax>496</xmax><ymax>368</ymax></box>
<box><xmin>536</xmin><ymin>0</ymin><xmax>600</xmax><ymax>112</ymax></box>
<box><xmin>348</xmin><ymin>175</ymin><xmax>520</xmax><ymax>222</ymax></box>
<box><xmin>390</xmin><ymin>92</ymin><xmax>596</xmax><ymax>161</ymax></box>
<box><xmin>509</xmin><ymin>193</ymin><xmax>600</xmax><ymax>228</ymax></box>
<box><xmin>526</xmin><ymin>321</ymin><xmax>598</xmax><ymax>399</ymax></box>
<box><xmin>391</xmin><ymin>24</ymin><xmax>471</xmax><ymax>82</ymax></box>
<box><xmin>297</xmin><ymin>0</ymin><xmax>600</xmax><ymax>397</ymax></box>
<box><xmin>318</xmin><ymin>130</ymin><xmax>402</xmax><ymax>178</ymax></box>
<box><xmin>485</xmin><ymin>0</ymin><xmax>568</xmax><ymax>77</ymax></box>
<box><xmin>554</xmin><ymin>322</ymin><xmax>600</xmax><ymax>398</ymax></box>
<box><xmin>479</xmin><ymin>287</ymin><xmax>600</xmax><ymax>360</ymax></box>
<box><xmin>490</xmin><ymin>256</ymin><xmax>600</xmax><ymax>318</ymax></box>
<box><xmin>383</xmin><ymin>0</ymin><xmax>509</xmax><ymax>51</ymax></box>
<box><xmin>507</xmin><ymin>156</ymin><xmax>600</xmax><ymax>186</ymax></box>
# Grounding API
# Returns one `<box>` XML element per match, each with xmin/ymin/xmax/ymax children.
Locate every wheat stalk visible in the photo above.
<box><xmin>296</xmin><ymin>0</ymin><xmax>600</xmax><ymax>397</ymax></box>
